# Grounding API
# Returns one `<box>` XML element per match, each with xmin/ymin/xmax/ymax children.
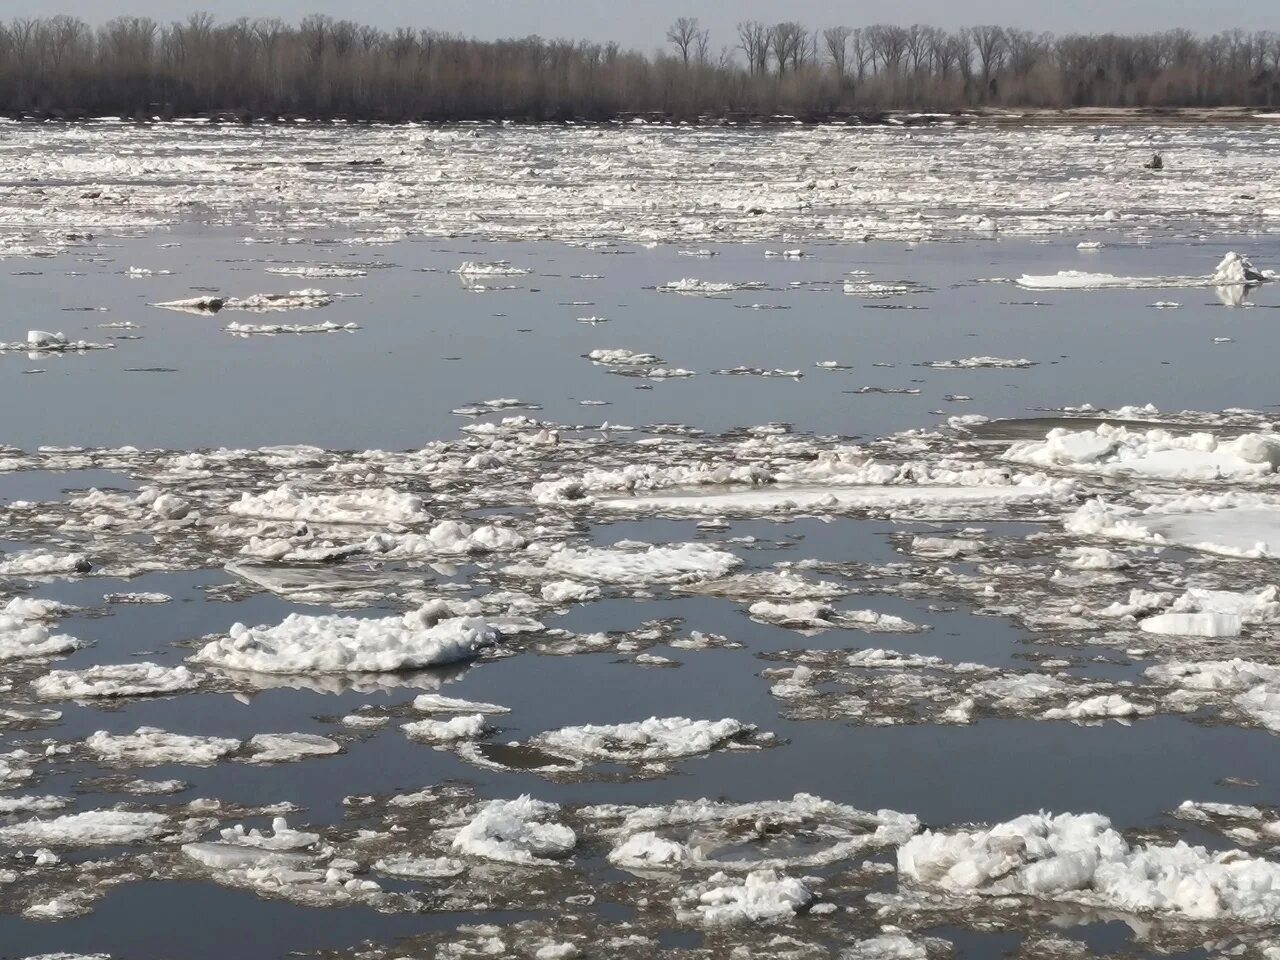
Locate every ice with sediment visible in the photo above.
<box><xmin>658</xmin><ymin>278</ymin><xmax>768</xmax><ymax>295</ymax></box>
<box><xmin>1065</xmin><ymin>493</ymin><xmax>1280</xmax><ymax>558</ymax></box>
<box><xmin>450</xmin><ymin>796</ymin><xmax>576</xmax><ymax>865</ymax></box>
<box><xmin>192</xmin><ymin>606</ymin><xmax>497</xmax><ymax>675</ymax></box>
<box><xmin>1016</xmin><ymin>252</ymin><xmax>1275</xmax><ymax>290</ymax></box>
<box><xmin>153</xmin><ymin>290</ymin><xmax>336</xmax><ymax>313</ymax></box>
<box><xmin>33</xmin><ymin>663</ymin><xmax>199</xmax><ymax>699</ymax></box>
<box><xmin>373</xmin><ymin>855</ymin><xmax>466</xmax><ymax>879</ymax></box>
<box><xmin>85</xmin><ymin>727</ymin><xmax>240</xmax><ymax>766</ymax></box>
<box><xmin>586</xmin><ymin>348</ymin><xmax>663</xmax><ymax>365</ymax></box>
<box><xmin>453</xmin><ymin>261</ymin><xmax>531</xmax><ymax>276</ymax></box>
<box><xmin>1006</xmin><ymin>424</ymin><xmax>1280</xmax><ymax>482</ymax></box>
<box><xmin>225</xmin><ymin>320</ymin><xmax>360</xmax><ymax>336</ymax></box>
<box><xmin>598</xmin><ymin>481</ymin><xmax>1071</xmax><ymax>519</ymax></box>
<box><xmin>531</xmin><ymin>717</ymin><xmax>756</xmax><ymax>764</ymax></box>
<box><xmin>922</xmin><ymin>357</ymin><xmax>1036</xmax><ymax>370</ymax></box>
<box><xmin>265</xmin><ymin>265</ymin><xmax>367</xmax><ymax>278</ymax></box>
<box><xmin>0</xmin><ymin>810</ymin><xmax>169</xmax><ymax>846</ymax></box>
<box><xmin>593</xmin><ymin>793</ymin><xmax>920</xmax><ymax>874</ymax></box>
<box><xmin>898</xmin><ymin>811</ymin><xmax>1280</xmax><ymax>922</ymax></box>
<box><xmin>228</xmin><ymin>484</ymin><xmax>428</xmax><ymax>525</ymax></box>
<box><xmin>748</xmin><ymin>601</ymin><xmax>921</xmax><ymax>632</ymax></box>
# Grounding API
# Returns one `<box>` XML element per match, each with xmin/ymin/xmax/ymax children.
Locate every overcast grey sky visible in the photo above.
<box><xmin>11</xmin><ymin>1</ymin><xmax>1277</xmax><ymax>47</ymax></box>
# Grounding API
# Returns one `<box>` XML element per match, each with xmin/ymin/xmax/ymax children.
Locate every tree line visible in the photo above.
<box><xmin>2</xmin><ymin>13</ymin><xmax>1279</xmax><ymax>121</ymax></box>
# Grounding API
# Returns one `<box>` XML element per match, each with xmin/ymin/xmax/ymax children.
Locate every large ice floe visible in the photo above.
<box><xmin>898</xmin><ymin>811</ymin><xmax>1280</xmax><ymax>923</ymax></box>
<box><xmin>1016</xmin><ymin>252</ymin><xmax>1275</xmax><ymax>290</ymax></box>
<box><xmin>191</xmin><ymin>607</ymin><xmax>498</xmax><ymax>674</ymax></box>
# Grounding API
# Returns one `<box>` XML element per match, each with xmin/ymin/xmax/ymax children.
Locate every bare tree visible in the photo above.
<box><xmin>824</xmin><ymin>25</ymin><xmax>851</xmax><ymax>80</ymax></box>
<box><xmin>666</xmin><ymin>17</ymin><xmax>700</xmax><ymax>65</ymax></box>
<box><xmin>736</xmin><ymin>20</ymin><xmax>769</xmax><ymax>76</ymax></box>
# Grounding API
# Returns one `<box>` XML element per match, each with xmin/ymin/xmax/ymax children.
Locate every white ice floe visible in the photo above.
<box><xmin>228</xmin><ymin>484</ymin><xmax>427</xmax><ymax>525</ymax></box>
<box><xmin>33</xmin><ymin>663</ymin><xmax>199</xmax><ymax>699</ymax></box>
<box><xmin>411</xmin><ymin>693</ymin><xmax>510</xmax><ymax>714</ymax></box>
<box><xmin>531</xmin><ymin>543</ymin><xmax>741</xmax><ymax>584</ymax></box>
<box><xmin>1041</xmin><ymin>695</ymin><xmax>1153</xmax><ymax>721</ymax></box>
<box><xmin>540</xmin><ymin>580</ymin><xmax>602</xmax><ymax>604</ymax></box>
<box><xmin>0</xmin><ymin>810</ymin><xmax>169</xmax><ymax>846</ymax></box>
<box><xmin>533</xmin><ymin>717</ymin><xmax>755</xmax><ymax>764</ymax></box>
<box><xmin>403</xmin><ymin>714</ymin><xmax>490</xmax><ymax>742</ymax></box>
<box><xmin>191</xmin><ymin>608</ymin><xmax>498</xmax><ymax>674</ymax></box>
<box><xmin>1007</xmin><ymin>425</ymin><xmax>1280</xmax><ymax>482</ymax></box>
<box><xmin>245</xmin><ymin>733</ymin><xmax>341</xmax><ymax>763</ymax></box>
<box><xmin>0</xmin><ymin>599</ymin><xmax>87</xmax><ymax>662</ymax></box>
<box><xmin>85</xmin><ymin>728</ymin><xmax>240</xmax><ymax>766</ymax></box>
<box><xmin>1066</xmin><ymin>493</ymin><xmax>1280</xmax><ymax>558</ymax></box>
<box><xmin>898</xmin><ymin>810</ymin><xmax>1280</xmax><ymax>922</ymax></box>
<box><xmin>1016</xmin><ymin>252</ymin><xmax>1274</xmax><ymax>290</ymax></box>
<box><xmin>451</xmin><ymin>796</ymin><xmax>576</xmax><ymax>865</ymax></box>
<box><xmin>0</xmin><ymin>550</ymin><xmax>90</xmax><ymax>577</ymax></box>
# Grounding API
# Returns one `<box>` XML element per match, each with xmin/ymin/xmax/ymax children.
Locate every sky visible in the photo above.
<box><xmin>11</xmin><ymin>0</ymin><xmax>1279</xmax><ymax>47</ymax></box>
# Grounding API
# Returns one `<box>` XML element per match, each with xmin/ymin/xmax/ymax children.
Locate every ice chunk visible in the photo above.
<box><xmin>451</xmin><ymin>796</ymin><xmax>576</xmax><ymax>865</ymax></box>
<box><xmin>677</xmin><ymin>869</ymin><xmax>812</xmax><ymax>925</ymax></box>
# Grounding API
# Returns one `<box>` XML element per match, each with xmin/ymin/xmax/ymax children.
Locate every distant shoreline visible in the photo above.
<box><xmin>6</xmin><ymin>107</ymin><xmax>1280</xmax><ymax>127</ymax></box>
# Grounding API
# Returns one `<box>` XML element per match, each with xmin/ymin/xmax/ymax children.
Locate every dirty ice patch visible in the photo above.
<box><xmin>1006</xmin><ymin>425</ymin><xmax>1280</xmax><ymax>482</ymax></box>
<box><xmin>191</xmin><ymin>608</ymin><xmax>497</xmax><ymax>674</ymax></box>
<box><xmin>898</xmin><ymin>810</ymin><xmax>1280</xmax><ymax>922</ymax></box>
<box><xmin>1066</xmin><ymin>493</ymin><xmax>1280</xmax><ymax>558</ymax></box>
